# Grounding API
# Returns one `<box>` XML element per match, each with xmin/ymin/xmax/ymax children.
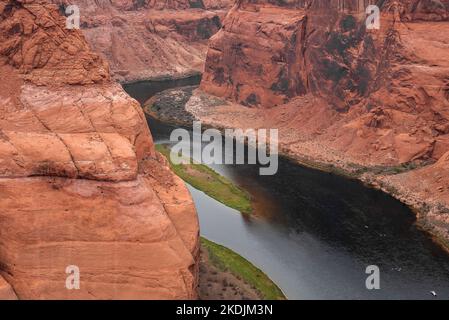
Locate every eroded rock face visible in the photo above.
<box><xmin>50</xmin><ymin>0</ymin><xmax>231</xmax><ymax>81</ymax></box>
<box><xmin>399</xmin><ymin>0</ymin><xmax>449</xmax><ymax>20</ymax></box>
<box><xmin>197</xmin><ymin>0</ymin><xmax>449</xmax><ymax>245</ymax></box>
<box><xmin>0</xmin><ymin>0</ymin><xmax>109</xmax><ymax>85</ymax></box>
<box><xmin>200</xmin><ymin>0</ymin><xmax>449</xmax><ymax>165</ymax></box>
<box><xmin>0</xmin><ymin>275</ymin><xmax>17</xmax><ymax>299</ymax></box>
<box><xmin>202</xmin><ymin>0</ymin><xmax>448</xmax><ymax>107</ymax></box>
<box><xmin>0</xmin><ymin>0</ymin><xmax>199</xmax><ymax>299</ymax></box>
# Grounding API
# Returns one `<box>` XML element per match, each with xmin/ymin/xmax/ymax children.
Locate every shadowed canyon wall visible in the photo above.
<box><xmin>0</xmin><ymin>0</ymin><xmax>199</xmax><ymax>299</ymax></box>
<box><xmin>51</xmin><ymin>0</ymin><xmax>232</xmax><ymax>81</ymax></box>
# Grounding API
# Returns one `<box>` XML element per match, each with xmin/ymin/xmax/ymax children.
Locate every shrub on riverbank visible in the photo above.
<box><xmin>156</xmin><ymin>144</ymin><xmax>252</xmax><ymax>214</ymax></box>
<box><xmin>201</xmin><ymin>237</ymin><xmax>286</xmax><ymax>300</ymax></box>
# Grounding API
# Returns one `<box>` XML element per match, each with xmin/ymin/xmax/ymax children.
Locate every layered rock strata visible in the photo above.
<box><xmin>0</xmin><ymin>0</ymin><xmax>199</xmax><ymax>299</ymax></box>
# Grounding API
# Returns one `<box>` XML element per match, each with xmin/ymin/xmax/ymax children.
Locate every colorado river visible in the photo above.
<box><xmin>123</xmin><ymin>80</ymin><xmax>449</xmax><ymax>300</ymax></box>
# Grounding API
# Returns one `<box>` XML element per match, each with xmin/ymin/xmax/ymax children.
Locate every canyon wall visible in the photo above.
<box><xmin>0</xmin><ymin>0</ymin><xmax>199</xmax><ymax>299</ymax></box>
<box><xmin>197</xmin><ymin>0</ymin><xmax>449</xmax><ymax>245</ymax></box>
<box><xmin>0</xmin><ymin>275</ymin><xmax>17</xmax><ymax>299</ymax></box>
<box><xmin>51</xmin><ymin>0</ymin><xmax>232</xmax><ymax>81</ymax></box>
<box><xmin>200</xmin><ymin>0</ymin><xmax>449</xmax><ymax>165</ymax></box>
<box><xmin>202</xmin><ymin>0</ymin><xmax>448</xmax><ymax>109</ymax></box>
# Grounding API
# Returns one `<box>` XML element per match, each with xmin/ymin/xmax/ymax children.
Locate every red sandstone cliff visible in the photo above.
<box><xmin>51</xmin><ymin>0</ymin><xmax>232</xmax><ymax>82</ymax></box>
<box><xmin>195</xmin><ymin>0</ymin><xmax>449</xmax><ymax>245</ymax></box>
<box><xmin>0</xmin><ymin>275</ymin><xmax>16</xmax><ymax>299</ymax></box>
<box><xmin>0</xmin><ymin>0</ymin><xmax>199</xmax><ymax>299</ymax></box>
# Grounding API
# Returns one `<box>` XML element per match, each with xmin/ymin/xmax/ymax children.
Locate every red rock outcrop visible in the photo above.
<box><xmin>0</xmin><ymin>0</ymin><xmax>199</xmax><ymax>299</ymax></box>
<box><xmin>200</xmin><ymin>0</ymin><xmax>449</xmax><ymax>164</ymax></box>
<box><xmin>0</xmin><ymin>275</ymin><xmax>17</xmax><ymax>299</ymax></box>
<box><xmin>51</xmin><ymin>0</ymin><xmax>232</xmax><ymax>81</ymax></box>
<box><xmin>196</xmin><ymin>0</ymin><xmax>449</xmax><ymax>246</ymax></box>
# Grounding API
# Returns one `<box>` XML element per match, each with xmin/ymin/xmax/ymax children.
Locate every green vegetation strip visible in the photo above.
<box><xmin>156</xmin><ymin>144</ymin><xmax>252</xmax><ymax>214</ymax></box>
<box><xmin>201</xmin><ymin>237</ymin><xmax>286</xmax><ymax>300</ymax></box>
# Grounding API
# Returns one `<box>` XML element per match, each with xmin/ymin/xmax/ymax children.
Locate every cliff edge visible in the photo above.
<box><xmin>0</xmin><ymin>0</ymin><xmax>199</xmax><ymax>299</ymax></box>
